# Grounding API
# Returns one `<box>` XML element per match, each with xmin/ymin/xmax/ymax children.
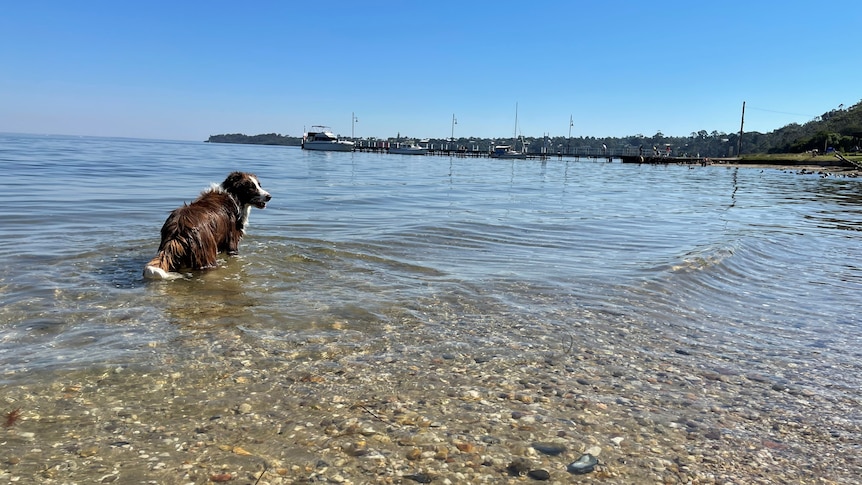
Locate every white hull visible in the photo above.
<box><xmin>302</xmin><ymin>141</ymin><xmax>354</xmax><ymax>151</ymax></box>
<box><xmin>389</xmin><ymin>146</ymin><xmax>427</xmax><ymax>155</ymax></box>
<box><xmin>302</xmin><ymin>126</ymin><xmax>354</xmax><ymax>152</ymax></box>
<box><xmin>491</xmin><ymin>145</ymin><xmax>527</xmax><ymax>159</ymax></box>
<box><xmin>490</xmin><ymin>152</ymin><xmax>527</xmax><ymax>159</ymax></box>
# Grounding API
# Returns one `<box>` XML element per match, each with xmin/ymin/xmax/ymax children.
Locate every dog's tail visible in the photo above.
<box><xmin>143</xmin><ymin>241</ymin><xmax>184</xmax><ymax>280</ymax></box>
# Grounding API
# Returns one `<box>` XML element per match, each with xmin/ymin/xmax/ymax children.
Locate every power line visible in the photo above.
<box><xmin>747</xmin><ymin>106</ymin><xmax>818</xmax><ymax>119</ymax></box>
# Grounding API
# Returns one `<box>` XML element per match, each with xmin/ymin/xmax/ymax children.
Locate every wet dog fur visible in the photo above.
<box><xmin>143</xmin><ymin>172</ymin><xmax>271</xmax><ymax>279</ymax></box>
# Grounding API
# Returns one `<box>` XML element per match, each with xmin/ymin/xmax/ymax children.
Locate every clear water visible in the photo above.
<box><xmin>1</xmin><ymin>133</ymin><xmax>861</xmax><ymax>404</ymax></box>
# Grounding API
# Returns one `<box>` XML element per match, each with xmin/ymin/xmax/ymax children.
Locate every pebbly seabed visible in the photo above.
<box><xmin>3</xmin><ymin>309</ymin><xmax>860</xmax><ymax>484</ymax></box>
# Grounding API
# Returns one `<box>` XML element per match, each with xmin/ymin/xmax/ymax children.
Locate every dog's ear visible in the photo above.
<box><xmin>223</xmin><ymin>172</ymin><xmax>244</xmax><ymax>187</ymax></box>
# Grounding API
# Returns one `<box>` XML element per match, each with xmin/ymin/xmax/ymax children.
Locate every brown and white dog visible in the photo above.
<box><xmin>143</xmin><ymin>172</ymin><xmax>271</xmax><ymax>279</ymax></box>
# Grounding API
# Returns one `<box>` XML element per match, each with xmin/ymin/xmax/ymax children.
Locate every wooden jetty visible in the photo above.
<box><xmin>344</xmin><ymin>141</ymin><xmax>859</xmax><ymax>169</ymax></box>
<box><xmin>350</xmin><ymin>141</ymin><xmax>713</xmax><ymax>162</ymax></box>
<box><xmin>349</xmin><ymin>145</ymin><xmax>860</xmax><ymax>171</ymax></box>
<box><xmin>619</xmin><ymin>155</ymin><xmax>713</xmax><ymax>164</ymax></box>
<box><xmin>353</xmin><ymin>145</ymin><xmax>699</xmax><ymax>162</ymax></box>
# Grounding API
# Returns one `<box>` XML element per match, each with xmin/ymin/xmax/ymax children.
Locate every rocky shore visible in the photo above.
<box><xmin>2</xmin><ymin>309</ymin><xmax>860</xmax><ymax>485</ymax></box>
<box><xmin>623</xmin><ymin>159</ymin><xmax>861</xmax><ymax>178</ymax></box>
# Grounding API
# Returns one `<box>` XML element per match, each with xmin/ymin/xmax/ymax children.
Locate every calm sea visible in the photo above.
<box><xmin>1</xmin><ymin>133</ymin><xmax>861</xmax><ymax>402</ymax></box>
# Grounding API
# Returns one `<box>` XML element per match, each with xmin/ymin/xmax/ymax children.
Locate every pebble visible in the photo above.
<box><xmin>405</xmin><ymin>473</ymin><xmax>433</xmax><ymax>483</ymax></box>
<box><xmin>531</xmin><ymin>442</ymin><xmax>566</xmax><ymax>456</ymax></box>
<box><xmin>567</xmin><ymin>454</ymin><xmax>599</xmax><ymax>474</ymax></box>
<box><xmin>527</xmin><ymin>469</ymin><xmax>551</xmax><ymax>480</ymax></box>
<box><xmin>585</xmin><ymin>445</ymin><xmax>602</xmax><ymax>457</ymax></box>
<box><xmin>507</xmin><ymin>457</ymin><xmax>532</xmax><ymax>476</ymax></box>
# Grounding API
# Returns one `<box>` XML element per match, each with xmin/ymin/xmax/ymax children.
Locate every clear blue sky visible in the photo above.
<box><xmin>2</xmin><ymin>1</ymin><xmax>859</xmax><ymax>141</ymax></box>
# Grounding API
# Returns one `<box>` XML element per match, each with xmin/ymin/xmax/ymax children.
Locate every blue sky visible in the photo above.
<box><xmin>2</xmin><ymin>1</ymin><xmax>859</xmax><ymax>141</ymax></box>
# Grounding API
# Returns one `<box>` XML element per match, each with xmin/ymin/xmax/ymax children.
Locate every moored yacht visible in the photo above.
<box><xmin>490</xmin><ymin>144</ymin><xmax>527</xmax><ymax>159</ymax></box>
<box><xmin>490</xmin><ymin>103</ymin><xmax>528</xmax><ymax>159</ymax></box>
<box><xmin>301</xmin><ymin>126</ymin><xmax>354</xmax><ymax>151</ymax></box>
<box><xmin>389</xmin><ymin>141</ymin><xmax>428</xmax><ymax>155</ymax></box>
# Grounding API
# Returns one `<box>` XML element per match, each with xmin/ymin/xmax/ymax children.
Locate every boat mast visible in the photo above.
<box><xmin>737</xmin><ymin>101</ymin><xmax>745</xmax><ymax>157</ymax></box>
<box><xmin>514</xmin><ymin>102</ymin><xmax>519</xmax><ymax>151</ymax></box>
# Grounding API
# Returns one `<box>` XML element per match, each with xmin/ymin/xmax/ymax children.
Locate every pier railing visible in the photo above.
<box><xmin>352</xmin><ymin>142</ymin><xmax>657</xmax><ymax>159</ymax></box>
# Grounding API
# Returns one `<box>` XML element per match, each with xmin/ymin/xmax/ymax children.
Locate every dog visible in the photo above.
<box><xmin>143</xmin><ymin>172</ymin><xmax>271</xmax><ymax>279</ymax></box>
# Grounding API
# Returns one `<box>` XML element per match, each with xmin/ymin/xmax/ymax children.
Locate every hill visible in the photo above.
<box><xmin>754</xmin><ymin>100</ymin><xmax>862</xmax><ymax>153</ymax></box>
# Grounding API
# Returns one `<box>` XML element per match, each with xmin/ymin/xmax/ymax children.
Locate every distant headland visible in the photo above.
<box><xmin>206</xmin><ymin>133</ymin><xmax>301</xmax><ymax>146</ymax></box>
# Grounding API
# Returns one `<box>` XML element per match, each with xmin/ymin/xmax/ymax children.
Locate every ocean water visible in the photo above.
<box><xmin>1</xmin><ymin>132</ymin><xmax>861</xmax><ymax>403</ymax></box>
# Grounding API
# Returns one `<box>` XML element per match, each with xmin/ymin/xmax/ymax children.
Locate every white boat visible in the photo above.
<box><xmin>302</xmin><ymin>126</ymin><xmax>354</xmax><ymax>151</ymax></box>
<box><xmin>389</xmin><ymin>141</ymin><xmax>427</xmax><ymax>155</ymax></box>
<box><xmin>491</xmin><ymin>144</ymin><xmax>527</xmax><ymax>159</ymax></box>
<box><xmin>490</xmin><ymin>103</ymin><xmax>527</xmax><ymax>159</ymax></box>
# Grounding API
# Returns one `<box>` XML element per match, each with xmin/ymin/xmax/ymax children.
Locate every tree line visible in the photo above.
<box><xmin>207</xmin><ymin>100</ymin><xmax>862</xmax><ymax>157</ymax></box>
<box><xmin>206</xmin><ymin>133</ymin><xmax>302</xmax><ymax>146</ymax></box>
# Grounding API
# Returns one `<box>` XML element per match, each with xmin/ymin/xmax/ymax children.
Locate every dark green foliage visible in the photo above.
<box><xmin>770</xmin><ymin>101</ymin><xmax>862</xmax><ymax>153</ymax></box>
<box><xmin>206</xmin><ymin>133</ymin><xmax>302</xmax><ymax>146</ymax></box>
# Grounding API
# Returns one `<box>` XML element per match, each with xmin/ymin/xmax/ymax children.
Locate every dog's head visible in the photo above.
<box><xmin>221</xmin><ymin>172</ymin><xmax>271</xmax><ymax>209</ymax></box>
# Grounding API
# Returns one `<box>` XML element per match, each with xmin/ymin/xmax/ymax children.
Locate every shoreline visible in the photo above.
<box><xmin>622</xmin><ymin>155</ymin><xmax>862</xmax><ymax>177</ymax></box>
<box><xmin>719</xmin><ymin>160</ymin><xmax>860</xmax><ymax>175</ymax></box>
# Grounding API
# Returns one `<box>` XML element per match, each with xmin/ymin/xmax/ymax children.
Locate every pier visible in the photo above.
<box><xmin>349</xmin><ymin>142</ymin><xmax>859</xmax><ymax>169</ymax></box>
<box><xmin>351</xmin><ymin>142</ymin><xmax>713</xmax><ymax>163</ymax></box>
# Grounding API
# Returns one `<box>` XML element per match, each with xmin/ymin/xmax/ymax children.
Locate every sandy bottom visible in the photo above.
<box><xmin>2</xmin><ymin>314</ymin><xmax>860</xmax><ymax>485</ymax></box>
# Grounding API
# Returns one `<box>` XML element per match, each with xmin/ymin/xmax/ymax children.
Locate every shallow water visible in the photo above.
<box><xmin>2</xmin><ymin>134</ymin><xmax>861</xmax><ymax>391</ymax></box>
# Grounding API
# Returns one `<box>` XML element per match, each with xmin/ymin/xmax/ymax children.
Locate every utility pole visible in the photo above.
<box><xmin>737</xmin><ymin>101</ymin><xmax>745</xmax><ymax>157</ymax></box>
